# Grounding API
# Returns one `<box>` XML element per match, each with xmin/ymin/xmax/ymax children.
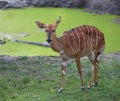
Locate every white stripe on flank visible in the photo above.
<box><xmin>73</xmin><ymin>30</ymin><xmax>79</xmax><ymax>53</ymax></box>
<box><xmin>71</xmin><ymin>31</ymin><xmax>77</xmax><ymax>54</ymax></box>
<box><xmin>86</xmin><ymin>25</ymin><xmax>90</xmax><ymax>34</ymax></box>
<box><xmin>81</xmin><ymin>31</ymin><xmax>86</xmax><ymax>56</ymax></box>
<box><xmin>81</xmin><ymin>25</ymin><xmax>85</xmax><ymax>32</ymax></box>
<box><xmin>88</xmin><ymin>27</ymin><xmax>92</xmax><ymax>52</ymax></box>
<box><xmin>97</xmin><ymin>31</ymin><xmax>99</xmax><ymax>46</ymax></box>
<box><xmin>96</xmin><ymin>33</ymin><xmax>98</xmax><ymax>47</ymax></box>
<box><xmin>99</xmin><ymin>32</ymin><xmax>101</xmax><ymax>41</ymax></box>
<box><xmin>75</xmin><ymin>29</ymin><xmax>80</xmax><ymax>52</ymax></box>
<box><xmin>89</xmin><ymin>27</ymin><xmax>93</xmax><ymax>50</ymax></box>
<box><xmin>90</xmin><ymin>27</ymin><xmax>93</xmax><ymax>46</ymax></box>
<box><xmin>65</xmin><ymin>34</ymin><xmax>75</xmax><ymax>55</ymax></box>
<box><xmin>63</xmin><ymin>26</ymin><xmax>104</xmax><ymax>58</ymax></box>
<box><xmin>79</xmin><ymin>27</ymin><xmax>85</xmax><ymax>56</ymax></box>
<box><xmin>86</xmin><ymin>26</ymin><xmax>91</xmax><ymax>52</ymax></box>
<box><xmin>95</xmin><ymin>29</ymin><xmax>98</xmax><ymax>47</ymax></box>
<box><xmin>80</xmin><ymin>26</ymin><xmax>87</xmax><ymax>55</ymax></box>
<box><xmin>71</xmin><ymin>33</ymin><xmax>76</xmax><ymax>54</ymax></box>
<box><xmin>87</xmin><ymin>34</ymin><xmax>91</xmax><ymax>53</ymax></box>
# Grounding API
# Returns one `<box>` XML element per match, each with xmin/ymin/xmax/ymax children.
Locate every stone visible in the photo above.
<box><xmin>0</xmin><ymin>1</ymin><xmax>8</xmax><ymax>9</ymax></box>
<box><xmin>0</xmin><ymin>0</ymin><xmax>119</xmax><ymax>15</ymax></box>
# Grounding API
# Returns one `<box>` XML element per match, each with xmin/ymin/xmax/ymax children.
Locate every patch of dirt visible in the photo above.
<box><xmin>0</xmin><ymin>52</ymin><xmax>120</xmax><ymax>62</ymax></box>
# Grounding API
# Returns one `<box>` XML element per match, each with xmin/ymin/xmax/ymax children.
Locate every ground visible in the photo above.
<box><xmin>0</xmin><ymin>52</ymin><xmax>120</xmax><ymax>101</ymax></box>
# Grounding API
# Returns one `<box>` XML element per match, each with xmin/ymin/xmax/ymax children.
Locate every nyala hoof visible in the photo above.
<box><xmin>81</xmin><ymin>86</ymin><xmax>85</xmax><ymax>91</ymax></box>
<box><xmin>87</xmin><ymin>85</ymin><xmax>92</xmax><ymax>89</ymax></box>
<box><xmin>58</xmin><ymin>88</ymin><xmax>63</xmax><ymax>94</ymax></box>
<box><xmin>92</xmin><ymin>82</ymin><xmax>98</xmax><ymax>86</ymax></box>
<box><xmin>81</xmin><ymin>86</ymin><xmax>86</xmax><ymax>95</ymax></box>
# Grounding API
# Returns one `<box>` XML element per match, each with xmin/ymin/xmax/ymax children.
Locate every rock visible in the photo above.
<box><xmin>13</xmin><ymin>1</ymin><xmax>28</xmax><ymax>8</ymax></box>
<box><xmin>0</xmin><ymin>0</ymin><xmax>120</xmax><ymax>15</ymax></box>
<box><xmin>1</xmin><ymin>0</ymin><xmax>84</xmax><ymax>8</ymax></box>
<box><xmin>0</xmin><ymin>1</ymin><xmax>8</xmax><ymax>9</ymax></box>
<box><xmin>84</xmin><ymin>0</ymin><xmax>120</xmax><ymax>15</ymax></box>
<box><xmin>2</xmin><ymin>0</ymin><xmax>29</xmax><ymax>9</ymax></box>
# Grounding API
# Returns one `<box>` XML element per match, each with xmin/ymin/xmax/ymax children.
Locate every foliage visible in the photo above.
<box><xmin>0</xmin><ymin>7</ymin><xmax>120</xmax><ymax>56</ymax></box>
<box><xmin>0</xmin><ymin>56</ymin><xmax>120</xmax><ymax>101</ymax></box>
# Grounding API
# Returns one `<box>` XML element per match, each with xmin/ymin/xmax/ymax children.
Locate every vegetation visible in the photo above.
<box><xmin>0</xmin><ymin>7</ymin><xmax>120</xmax><ymax>56</ymax></box>
<box><xmin>0</xmin><ymin>56</ymin><xmax>120</xmax><ymax>101</ymax></box>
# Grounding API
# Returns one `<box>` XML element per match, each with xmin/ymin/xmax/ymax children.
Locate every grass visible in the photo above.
<box><xmin>0</xmin><ymin>56</ymin><xmax>120</xmax><ymax>101</ymax></box>
<box><xmin>0</xmin><ymin>7</ymin><xmax>120</xmax><ymax>101</ymax></box>
<box><xmin>0</xmin><ymin>7</ymin><xmax>120</xmax><ymax>56</ymax></box>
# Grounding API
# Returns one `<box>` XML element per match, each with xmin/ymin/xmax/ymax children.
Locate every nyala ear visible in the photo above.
<box><xmin>55</xmin><ymin>16</ymin><xmax>61</xmax><ymax>28</ymax></box>
<box><xmin>35</xmin><ymin>21</ymin><xmax>46</xmax><ymax>28</ymax></box>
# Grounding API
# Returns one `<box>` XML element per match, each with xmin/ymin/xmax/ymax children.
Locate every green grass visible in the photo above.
<box><xmin>0</xmin><ymin>56</ymin><xmax>120</xmax><ymax>101</ymax></box>
<box><xmin>0</xmin><ymin>7</ymin><xmax>120</xmax><ymax>56</ymax></box>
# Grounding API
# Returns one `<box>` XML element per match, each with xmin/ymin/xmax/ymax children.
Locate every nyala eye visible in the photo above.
<box><xmin>53</xmin><ymin>30</ymin><xmax>55</xmax><ymax>32</ymax></box>
<box><xmin>45</xmin><ymin>30</ymin><xmax>48</xmax><ymax>32</ymax></box>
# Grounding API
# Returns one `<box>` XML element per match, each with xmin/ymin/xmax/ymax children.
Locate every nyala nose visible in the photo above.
<box><xmin>47</xmin><ymin>39</ymin><xmax>52</xmax><ymax>43</ymax></box>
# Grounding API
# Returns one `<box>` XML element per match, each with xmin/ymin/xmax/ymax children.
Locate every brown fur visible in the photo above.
<box><xmin>35</xmin><ymin>16</ymin><xmax>105</xmax><ymax>93</ymax></box>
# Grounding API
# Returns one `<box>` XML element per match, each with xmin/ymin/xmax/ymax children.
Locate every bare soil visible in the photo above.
<box><xmin>0</xmin><ymin>52</ymin><xmax>120</xmax><ymax>63</ymax></box>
